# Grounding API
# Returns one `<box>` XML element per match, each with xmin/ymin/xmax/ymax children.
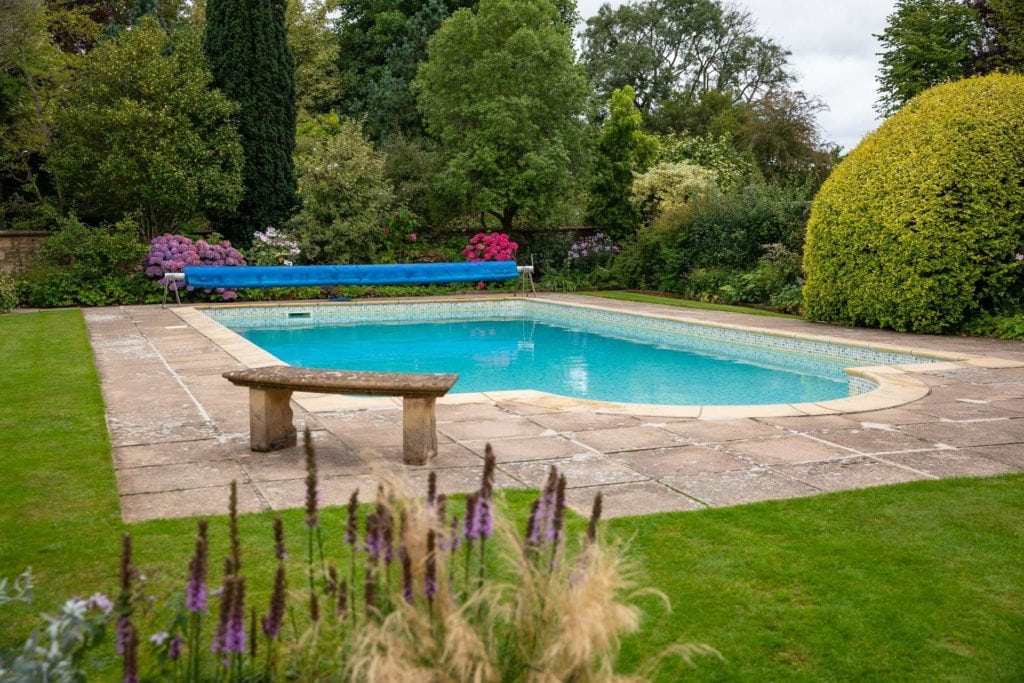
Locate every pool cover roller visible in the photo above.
<box><xmin>182</xmin><ymin>261</ymin><xmax>521</xmax><ymax>289</ymax></box>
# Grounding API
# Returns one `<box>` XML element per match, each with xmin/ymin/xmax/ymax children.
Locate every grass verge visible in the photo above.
<box><xmin>584</xmin><ymin>290</ymin><xmax>801</xmax><ymax>318</ymax></box>
<box><xmin>1</xmin><ymin>310</ymin><xmax>1022</xmax><ymax>680</ymax></box>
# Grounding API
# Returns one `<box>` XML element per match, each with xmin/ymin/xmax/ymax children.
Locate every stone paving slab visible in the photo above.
<box><xmin>80</xmin><ymin>301</ymin><xmax>1024</xmax><ymax>523</ymax></box>
<box><xmin>564</xmin><ymin>481</ymin><xmax>704</xmax><ymax>518</ymax></box>
<box><xmin>771</xmin><ymin>456</ymin><xmax>930</xmax><ymax>492</ymax></box>
<box><xmin>610</xmin><ymin>445</ymin><xmax>749</xmax><ymax>478</ymax></box>
<box><xmin>660</xmin><ymin>468</ymin><xmax>819</xmax><ymax>507</ymax></box>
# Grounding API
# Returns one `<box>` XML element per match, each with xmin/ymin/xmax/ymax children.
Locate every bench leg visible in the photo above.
<box><xmin>403</xmin><ymin>396</ymin><xmax>438</xmax><ymax>465</ymax></box>
<box><xmin>249</xmin><ymin>388</ymin><xmax>297</xmax><ymax>452</ymax></box>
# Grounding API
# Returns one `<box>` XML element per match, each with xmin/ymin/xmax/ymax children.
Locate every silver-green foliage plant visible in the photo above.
<box><xmin>0</xmin><ymin>569</ymin><xmax>113</xmax><ymax>683</ymax></box>
<box><xmin>289</xmin><ymin>114</ymin><xmax>392</xmax><ymax>264</ymax></box>
<box><xmin>0</xmin><ymin>274</ymin><xmax>17</xmax><ymax>313</ymax></box>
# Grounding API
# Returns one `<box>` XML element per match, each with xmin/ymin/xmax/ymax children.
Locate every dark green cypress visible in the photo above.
<box><xmin>205</xmin><ymin>0</ymin><xmax>297</xmax><ymax>244</ymax></box>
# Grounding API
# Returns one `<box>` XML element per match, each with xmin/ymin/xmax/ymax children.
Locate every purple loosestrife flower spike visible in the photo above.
<box><xmin>383</xmin><ymin>512</ymin><xmax>394</xmax><ymax>565</ymax></box>
<box><xmin>586</xmin><ymin>492</ymin><xmax>603</xmax><ymax>544</ymax></box>
<box><xmin>364</xmin><ymin>564</ymin><xmax>377</xmax><ymax>617</ymax></box>
<box><xmin>249</xmin><ymin>606</ymin><xmax>258</xmax><ymax>660</ymax></box>
<box><xmin>463</xmin><ymin>492</ymin><xmax>479</xmax><ymax>543</ymax></box>
<box><xmin>337</xmin><ymin>579</ymin><xmax>348</xmax><ymax>618</ymax></box>
<box><xmin>425</xmin><ymin>531</ymin><xmax>437</xmax><ymax>603</ymax></box>
<box><xmin>551</xmin><ymin>475</ymin><xmax>567</xmax><ymax>546</ymax></box>
<box><xmin>273</xmin><ymin>516</ymin><xmax>286</xmax><ymax>560</ymax></box>
<box><xmin>526</xmin><ymin>499</ymin><xmax>542</xmax><ymax>548</ymax></box>
<box><xmin>477</xmin><ymin>495</ymin><xmax>493</xmax><ymax>540</ymax></box>
<box><xmin>304</xmin><ymin>429</ymin><xmax>318</xmax><ymax>528</ymax></box>
<box><xmin>309</xmin><ymin>592</ymin><xmax>320</xmax><ymax>623</ymax></box>
<box><xmin>436</xmin><ymin>493</ymin><xmax>447</xmax><ymax>525</ymax></box>
<box><xmin>169</xmin><ymin>635</ymin><xmax>182</xmax><ymax>661</ymax></box>
<box><xmin>229</xmin><ymin>482</ymin><xmax>241</xmax><ymax>572</ymax></box>
<box><xmin>123</xmin><ymin>625</ymin><xmax>138</xmax><ymax>683</ymax></box>
<box><xmin>542</xmin><ymin>467</ymin><xmax>559</xmax><ymax>543</ymax></box>
<box><xmin>482</xmin><ymin>445</ymin><xmax>496</xmax><ymax>499</ymax></box>
<box><xmin>364</xmin><ymin>512</ymin><xmax>381</xmax><ymax>561</ymax></box>
<box><xmin>212</xmin><ymin>569</ymin><xmax>234</xmax><ymax>654</ymax></box>
<box><xmin>117</xmin><ymin>533</ymin><xmax>134</xmax><ymax>655</ymax></box>
<box><xmin>400</xmin><ymin>547</ymin><xmax>413</xmax><ymax>604</ymax></box>
<box><xmin>345</xmin><ymin>489</ymin><xmax>359</xmax><ymax>545</ymax></box>
<box><xmin>448</xmin><ymin>515</ymin><xmax>461</xmax><ymax>554</ymax></box>
<box><xmin>225</xmin><ymin>577</ymin><xmax>246</xmax><ymax>654</ymax></box>
<box><xmin>186</xmin><ymin>525</ymin><xmax>209</xmax><ymax>612</ymax></box>
<box><xmin>263</xmin><ymin>564</ymin><xmax>286</xmax><ymax>639</ymax></box>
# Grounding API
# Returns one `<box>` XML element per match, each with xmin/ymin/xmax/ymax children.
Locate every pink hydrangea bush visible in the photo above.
<box><xmin>144</xmin><ymin>234</ymin><xmax>246</xmax><ymax>301</ymax></box>
<box><xmin>461</xmin><ymin>232</ymin><xmax>518</xmax><ymax>263</ymax></box>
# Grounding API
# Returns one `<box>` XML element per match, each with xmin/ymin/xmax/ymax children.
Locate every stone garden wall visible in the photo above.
<box><xmin>0</xmin><ymin>231</ymin><xmax>49</xmax><ymax>275</ymax></box>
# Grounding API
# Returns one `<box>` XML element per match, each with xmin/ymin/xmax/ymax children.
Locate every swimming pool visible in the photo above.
<box><xmin>201</xmin><ymin>299</ymin><xmax>938</xmax><ymax>407</ymax></box>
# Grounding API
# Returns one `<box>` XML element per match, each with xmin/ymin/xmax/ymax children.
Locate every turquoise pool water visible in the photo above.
<box><xmin>233</xmin><ymin>317</ymin><xmax>857</xmax><ymax>405</ymax></box>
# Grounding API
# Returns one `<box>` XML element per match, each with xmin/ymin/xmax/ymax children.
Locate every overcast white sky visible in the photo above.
<box><xmin>576</xmin><ymin>0</ymin><xmax>898</xmax><ymax>151</ymax></box>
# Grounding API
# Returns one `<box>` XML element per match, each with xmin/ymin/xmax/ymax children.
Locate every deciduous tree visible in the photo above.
<box><xmin>413</xmin><ymin>0</ymin><xmax>589</xmax><ymax>231</ymax></box>
<box><xmin>49</xmin><ymin>19</ymin><xmax>243</xmax><ymax>237</ymax></box>
<box><xmin>579</xmin><ymin>0</ymin><xmax>792</xmax><ymax>116</ymax></box>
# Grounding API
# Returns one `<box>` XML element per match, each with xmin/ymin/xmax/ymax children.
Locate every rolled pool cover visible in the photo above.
<box><xmin>182</xmin><ymin>261</ymin><xmax>520</xmax><ymax>289</ymax></box>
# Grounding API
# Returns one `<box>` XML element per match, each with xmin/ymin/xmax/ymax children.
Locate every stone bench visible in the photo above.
<box><xmin>223</xmin><ymin>365</ymin><xmax>458</xmax><ymax>465</ymax></box>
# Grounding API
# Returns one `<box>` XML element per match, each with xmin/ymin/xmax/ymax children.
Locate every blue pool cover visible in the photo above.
<box><xmin>183</xmin><ymin>261</ymin><xmax>520</xmax><ymax>289</ymax></box>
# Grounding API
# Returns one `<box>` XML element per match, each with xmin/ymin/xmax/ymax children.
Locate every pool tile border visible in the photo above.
<box><xmin>171</xmin><ymin>297</ymin><xmax>1022</xmax><ymax>419</ymax></box>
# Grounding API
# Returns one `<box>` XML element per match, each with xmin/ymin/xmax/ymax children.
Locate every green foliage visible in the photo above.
<box><xmin>631</xmin><ymin>161</ymin><xmax>720</xmax><ymax>231</ymax></box>
<box><xmin>875</xmin><ymin>0</ymin><xmax>981</xmax><ymax>115</ymax></box>
<box><xmin>961</xmin><ymin>311</ymin><xmax>1024</xmax><ymax>340</ymax></box>
<box><xmin>587</xmin><ymin>86</ymin><xmax>659</xmax><ymax>240</ymax></box>
<box><xmin>413</xmin><ymin>0</ymin><xmax>590</xmax><ymax>230</ymax></box>
<box><xmin>803</xmin><ymin>73</ymin><xmax>1024</xmax><ymax>333</ymax></box>
<box><xmin>656</xmin><ymin>132</ymin><xmax>756</xmax><ymax>190</ymax></box>
<box><xmin>289</xmin><ymin>115</ymin><xmax>392</xmax><ymax>264</ymax></box>
<box><xmin>15</xmin><ymin>214</ymin><xmax>155</xmax><ymax>307</ymax></box>
<box><xmin>337</xmin><ymin>0</ymin><xmax>474</xmax><ymax>142</ymax></box>
<box><xmin>0</xmin><ymin>0</ymin><xmax>76</xmax><ymax>221</ymax></box>
<box><xmin>735</xmin><ymin>89</ymin><xmax>838</xmax><ymax>189</ymax></box>
<box><xmin>48</xmin><ymin>19</ymin><xmax>243</xmax><ymax>238</ymax></box>
<box><xmin>205</xmin><ymin>0</ymin><xmax>297</xmax><ymax>244</ymax></box>
<box><xmin>580</xmin><ymin>0</ymin><xmax>792</xmax><ymax>115</ymax></box>
<box><xmin>0</xmin><ymin>274</ymin><xmax>17</xmax><ymax>312</ymax></box>
<box><xmin>286</xmin><ymin>0</ymin><xmax>342</xmax><ymax>120</ymax></box>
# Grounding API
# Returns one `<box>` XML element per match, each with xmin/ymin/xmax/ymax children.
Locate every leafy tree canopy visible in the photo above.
<box><xmin>587</xmin><ymin>86</ymin><xmax>659</xmax><ymax>239</ymax></box>
<box><xmin>289</xmin><ymin>114</ymin><xmax>392</xmax><ymax>264</ymax></box>
<box><xmin>287</xmin><ymin>0</ymin><xmax>342</xmax><ymax>120</ymax></box>
<box><xmin>875</xmin><ymin>0</ymin><xmax>1024</xmax><ymax>115</ymax></box>
<box><xmin>414</xmin><ymin>0</ymin><xmax>590</xmax><ymax>230</ymax></box>
<box><xmin>580</xmin><ymin>0</ymin><xmax>793</xmax><ymax>116</ymax></box>
<box><xmin>49</xmin><ymin>19</ymin><xmax>243</xmax><ymax>237</ymax></box>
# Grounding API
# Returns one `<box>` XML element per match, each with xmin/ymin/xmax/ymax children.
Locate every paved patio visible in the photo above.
<box><xmin>83</xmin><ymin>295</ymin><xmax>1024</xmax><ymax>522</ymax></box>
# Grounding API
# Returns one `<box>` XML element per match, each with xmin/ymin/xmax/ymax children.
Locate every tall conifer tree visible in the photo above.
<box><xmin>205</xmin><ymin>0</ymin><xmax>297</xmax><ymax>243</ymax></box>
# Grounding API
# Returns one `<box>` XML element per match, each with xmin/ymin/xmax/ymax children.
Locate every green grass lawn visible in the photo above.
<box><xmin>584</xmin><ymin>290</ymin><xmax>802</xmax><ymax>319</ymax></box>
<box><xmin>2</xmin><ymin>310</ymin><xmax>1022</xmax><ymax>680</ymax></box>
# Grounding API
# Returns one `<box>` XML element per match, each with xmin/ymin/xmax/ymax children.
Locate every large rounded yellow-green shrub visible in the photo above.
<box><xmin>802</xmin><ymin>74</ymin><xmax>1024</xmax><ymax>333</ymax></box>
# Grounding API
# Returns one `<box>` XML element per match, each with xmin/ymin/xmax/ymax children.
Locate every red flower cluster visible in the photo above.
<box><xmin>462</xmin><ymin>232</ymin><xmax>518</xmax><ymax>263</ymax></box>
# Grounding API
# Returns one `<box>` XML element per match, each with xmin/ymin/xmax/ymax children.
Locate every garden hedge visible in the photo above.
<box><xmin>802</xmin><ymin>73</ymin><xmax>1024</xmax><ymax>333</ymax></box>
